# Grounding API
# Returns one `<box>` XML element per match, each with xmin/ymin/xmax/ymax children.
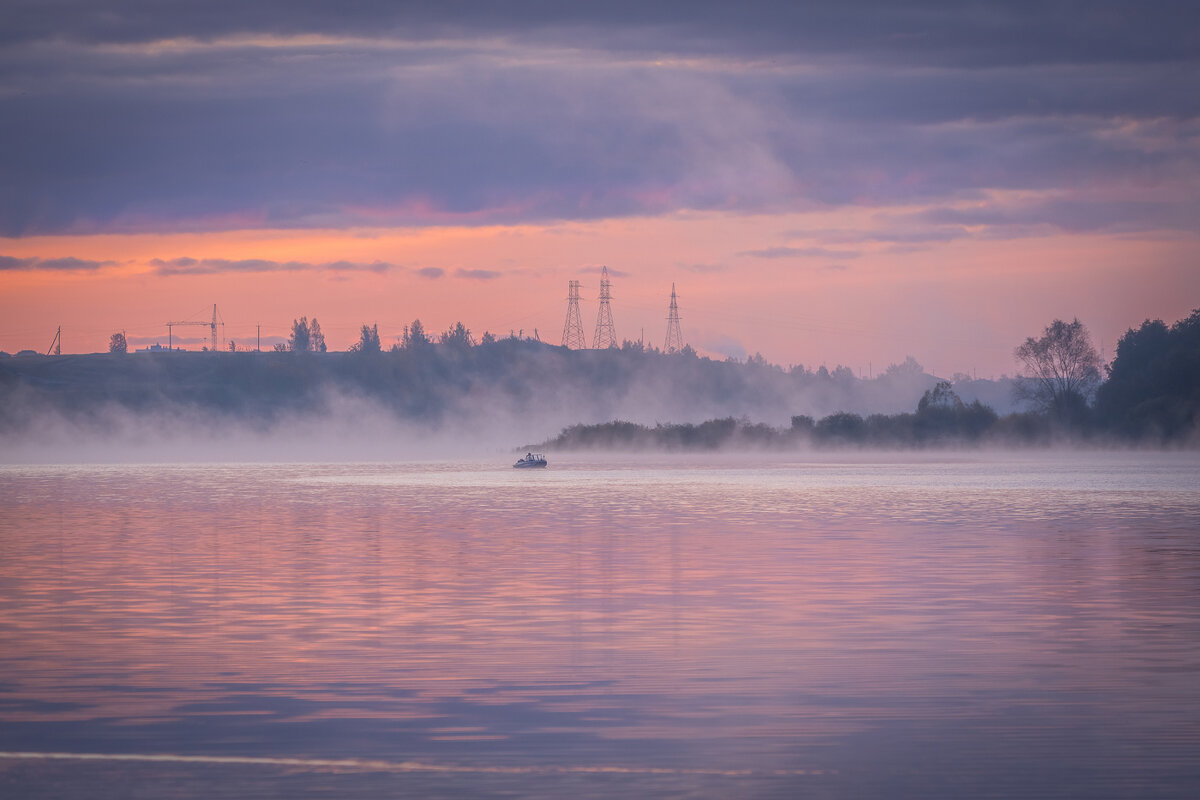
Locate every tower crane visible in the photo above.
<box><xmin>167</xmin><ymin>304</ymin><xmax>225</xmax><ymax>351</ymax></box>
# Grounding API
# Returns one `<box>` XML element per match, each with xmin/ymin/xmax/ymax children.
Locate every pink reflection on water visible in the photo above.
<box><xmin>1</xmin><ymin>454</ymin><xmax>1199</xmax><ymax>796</ymax></box>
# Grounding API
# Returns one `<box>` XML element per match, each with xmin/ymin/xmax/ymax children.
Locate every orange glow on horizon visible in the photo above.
<box><xmin>2</xmin><ymin>209</ymin><xmax>1197</xmax><ymax>375</ymax></box>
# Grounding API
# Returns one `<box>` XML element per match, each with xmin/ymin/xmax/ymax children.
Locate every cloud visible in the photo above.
<box><xmin>912</xmin><ymin>197</ymin><xmax>1200</xmax><ymax>236</ymax></box>
<box><xmin>150</xmin><ymin>257</ymin><xmax>393</xmax><ymax>276</ymax></box>
<box><xmin>4</xmin><ymin>3</ymin><xmax>1197</xmax><ymax>70</ymax></box>
<box><xmin>581</xmin><ymin>265</ymin><xmax>632</xmax><ymax>277</ymax></box>
<box><xmin>677</xmin><ymin>262</ymin><xmax>728</xmax><ymax>274</ymax></box>
<box><xmin>738</xmin><ymin>246</ymin><xmax>861</xmax><ymax>259</ymax></box>
<box><xmin>0</xmin><ymin>255</ymin><xmax>113</xmax><ymax>271</ymax></box>
<box><xmin>1</xmin><ymin>5</ymin><xmax>1197</xmax><ymax>237</ymax></box>
<box><xmin>416</xmin><ymin>267</ymin><xmax>445</xmax><ymax>279</ymax></box>
<box><xmin>455</xmin><ymin>268</ymin><xmax>501</xmax><ymax>280</ymax></box>
<box><xmin>785</xmin><ymin>227</ymin><xmax>972</xmax><ymax>246</ymax></box>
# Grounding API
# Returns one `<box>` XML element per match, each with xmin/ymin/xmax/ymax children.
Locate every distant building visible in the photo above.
<box><xmin>135</xmin><ymin>343</ymin><xmax>182</xmax><ymax>353</ymax></box>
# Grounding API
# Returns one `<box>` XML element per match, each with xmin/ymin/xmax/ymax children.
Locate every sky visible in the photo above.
<box><xmin>1</xmin><ymin>0</ymin><xmax>1198</xmax><ymax>376</ymax></box>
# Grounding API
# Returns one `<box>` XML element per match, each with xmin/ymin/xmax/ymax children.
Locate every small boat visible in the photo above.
<box><xmin>514</xmin><ymin>452</ymin><xmax>548</xmax><ymax>469</ymax></box>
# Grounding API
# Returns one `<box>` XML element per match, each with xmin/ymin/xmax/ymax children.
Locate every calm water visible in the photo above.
<box><xmin>1</xmin><ymin>452</ymin><xmax>1199</xmax><ymax>798</ymax></box>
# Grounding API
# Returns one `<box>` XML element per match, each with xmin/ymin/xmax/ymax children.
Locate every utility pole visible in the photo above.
<box><xmin>257</xmin><ymin>324</ymin><xmax>261</xmax><ymax>352</ymax></box>
<box><xmin>592</xmin><ymin>266</ymin><xmax>616</xmax><ymax>349</ymax></box>
<box><xmin>665</xmin><ymin>284</ymin><xmax>684</xmax><ymax>353</ymax></box>
<box><xmin>561</xmin><ymin>280</ymin><xmax>587</xmax><ymax>349</ymax></box>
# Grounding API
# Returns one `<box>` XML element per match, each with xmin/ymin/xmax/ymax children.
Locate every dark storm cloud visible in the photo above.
<box><xmin>416</xmin><ymin>267</ymin><xmax>446</xmax><ymax>279</ymax></box>
<box><xmin>150</xmin><ymin>257</ymin><xmax>393</xmax><ymax>276</ymax></box>
<box><xmin>4</xmin><ymin>1</ymin><xmax>1197</xmax><ymax>68</ymax></box>
<box><xmin>0</xmin><ymin>255</ymin><xmax>113</xmax><ymax>271</ymax></box>
<box><xmin>0</xmin><ymin>1</ymin><xmax>1196</xmax><ymax>236</ymax></box>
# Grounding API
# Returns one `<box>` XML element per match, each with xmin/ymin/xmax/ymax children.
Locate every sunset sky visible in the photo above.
<box><xmin>2</xmin><ymin>1</ymin><xmax>1197</xmax><ymax>376</ymax></box>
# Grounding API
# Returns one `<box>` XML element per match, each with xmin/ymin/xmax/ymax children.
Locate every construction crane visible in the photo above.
<box><xmin>167</xmin><ymin>304</ymin><xmax>224</xmax><ymax>351</ymax></box>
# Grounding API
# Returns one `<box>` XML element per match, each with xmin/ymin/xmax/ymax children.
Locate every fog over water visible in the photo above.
<box><xmin>0</xmin><ymin>346</ymin><xmax>1027</xmax><ymax>463</ymax></box>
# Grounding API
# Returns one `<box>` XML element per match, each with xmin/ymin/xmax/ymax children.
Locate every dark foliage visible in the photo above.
<box><xmin>536</xmin><ymin>384</ymin><xmax>1007</xmax><ymax>451</ymax></box>
<box><xmin>349</xmin><ymin>323</ymin><xmax>381</xmax><ymax>354</ymax></box>
<box><xmin>1096</xmin><ymin>309</ymin><xmax>1200</xmax><ymax>441</ymax></box>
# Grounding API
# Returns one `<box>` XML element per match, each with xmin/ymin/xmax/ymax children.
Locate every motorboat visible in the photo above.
<box><xmin>513</xmin><ymin>452</ymin><xmax>548</xmax><ymax>468</ymax></box>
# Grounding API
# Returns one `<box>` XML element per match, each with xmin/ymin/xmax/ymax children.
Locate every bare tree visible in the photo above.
<box><xmin>108</xmin><ymin>331</ymin><xmax>127</xmax><ymax>354</ymax></box>
<box><xmin>1014</xmin><ymin>318</ymin><xmax>1101</xmax><ymax>416</ymax></box>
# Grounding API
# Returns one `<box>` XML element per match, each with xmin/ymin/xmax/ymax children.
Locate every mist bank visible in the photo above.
<box><xmin>0</xmin><ymin>340</ymin><xmax>1009</xmax><ymax>450</ymax></box>
<box><xmin>2</xmin><ymin>311</ymin><xmax>1196</xmax><ymax>461</ymax></box>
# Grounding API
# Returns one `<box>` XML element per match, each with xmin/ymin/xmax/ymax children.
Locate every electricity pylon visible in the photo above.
<box><xmin>665</xmin><ymin>283</ymin><xmax>684</xmax><ymax>353</ymax></box>
<box><xmin>561</xmin><ymin>280</ymin><xmax>587</xmax><ymax>349</ymax></box>
<box><xmin>593</xmin><ymin>266</ymin><xmax>617</xmax><ymax>349</ymax></box>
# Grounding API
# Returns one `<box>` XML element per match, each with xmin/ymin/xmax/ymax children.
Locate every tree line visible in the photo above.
<box><xmin>533</xmin><ymin>309</ymin><xmax>1200</xmax><ymax>449</ymax></box>
<box><xmin>54</xmin><ymin>306</ymin><xmax>1200</xmax><ymax>447</ymax></box>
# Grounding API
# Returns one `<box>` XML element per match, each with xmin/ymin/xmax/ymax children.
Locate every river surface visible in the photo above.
<box><xmin>1</xmin><ymin>452</ymin><xmax>1199</xmax><ymax>798</ymax></box>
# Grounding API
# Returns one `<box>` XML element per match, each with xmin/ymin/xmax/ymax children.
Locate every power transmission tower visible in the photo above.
<box><xmin>665</xmin><ymin>283</ymin><xmax>684</xmax><ymax>353</ymax></box>
<box><xmin>561</xmin><ymin>280</ymin><xmax>587</xmax><ymax>349</ymax></box>
<box><xmin>592</xmin><ymin>266</ymin><xmax>617</xmax><ymax>349</ymax></box>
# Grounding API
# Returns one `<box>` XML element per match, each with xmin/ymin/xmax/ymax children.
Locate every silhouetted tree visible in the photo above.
<box><xmin>439</xmin><ymin>321</ymin><xmax>474</xmax><ymax>349</ymax></box>
<box><xmin>885</xmin><ymin>356</ymin><xmax>924</xmax><ymax>377</ymax></box>
<box><xmin>272</xmin><ymin>342</ymin><xmax>288</xmax><ymax>352</ymax></box>
<box><xmin>350</xmin><ymin>323</ymin><xmax>381</xmax><ymax>353</ymax></box>
<box><xmin>816</xmin><ymin>412</ymin><xmax>865</xmax><ymax>441</ymax></box>
<box><xmin>402</xmin><ymin>319</ymin><xmax>430</xmax><ymax>350</ymax></box>
<box><xmin>620</xmin><ymin>338</ymin><xmax>644</xmax><ymax>353</ymax></box>
<box><xmin>480</xmin><ymin>331</ymin><xmax>497</xmax><ymax>345</ymax></box>
<box><xmin>917</xmin><ymin>381</ymin><xmax>963</xmax><ymax>413</ymax></box>
<box><xmin>790</xmin><ymin>414</ymin><xmax>815</xmax><ymax>432</ymax></box>
<box><xmin>913</xmin><ymin>380</ymin><xmax>996</xmax><ymax>441</ymax></box>
<box><xmin>1096</xmin><ymin>309</ymin><xmax>1200</xmax><ymax>439</ymax></box>
<box><xmin>310</xmin><ymin>318</ymin><xmax>327</xmax><ymax>352</ymax></box>
<box><xmin>289</xmin><ymin>317</ymin><xmax>311</xmax><ymax>352</ymax></box>
<box><xmin>1014</xmin><ymin>318</ymin><xmax>1101</xmax><ymax>419</ymax></box>
<box><xmin>108</xmin><ymin>332</ymin><xmax>127</xmax><ymax>353</ymax></box>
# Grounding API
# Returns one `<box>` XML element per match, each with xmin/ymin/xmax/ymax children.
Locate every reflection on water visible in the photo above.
<box><xmin>1</xmin><ymin>453</ymin><xmax>1199</xmax><ymax>798</ymax></box>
